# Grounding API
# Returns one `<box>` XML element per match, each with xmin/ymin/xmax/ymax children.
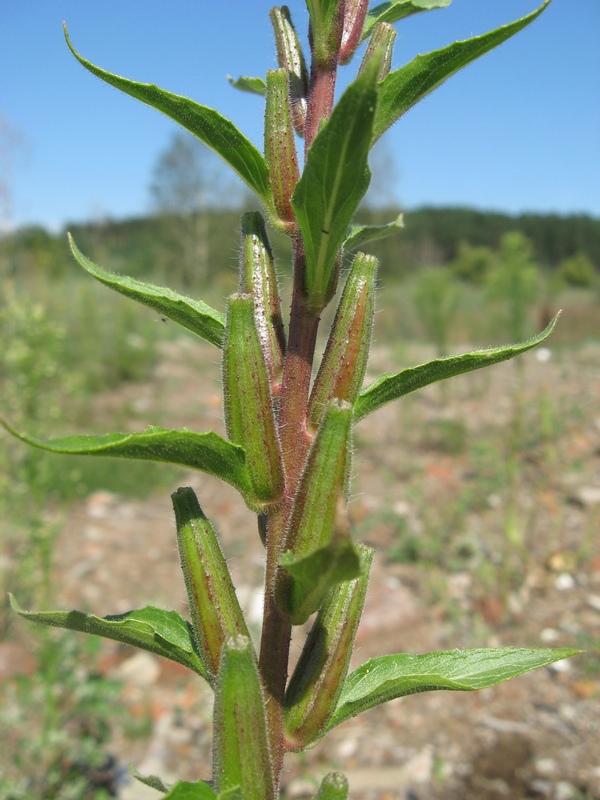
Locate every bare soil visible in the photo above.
<box><xmin>14</xmin><ymin>336</ymin><xmax>600</xmax><ymax>798</ymax></box>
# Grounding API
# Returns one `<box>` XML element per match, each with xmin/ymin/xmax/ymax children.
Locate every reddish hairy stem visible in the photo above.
<box><xmin>304</xmin><ymin>63</ymin><xmax>337</xmax><ymax>152</ymax></box>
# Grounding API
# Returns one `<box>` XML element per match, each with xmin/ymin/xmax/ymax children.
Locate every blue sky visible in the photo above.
<box><xmin>2</xmin><ymin>0</ymin><xmax>599</xmax><ymax>232</ymax></box>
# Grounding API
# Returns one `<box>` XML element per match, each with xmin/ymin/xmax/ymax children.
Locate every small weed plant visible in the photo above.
<box><xmin>3</xmin><ymin>2</ymin><xmax>579</xmax><ymax>797</ymax></box>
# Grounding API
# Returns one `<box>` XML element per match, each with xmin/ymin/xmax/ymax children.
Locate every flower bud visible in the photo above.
<box><xmin>339</xmin><ymin>0</ymin><xmax>370</xmax><ymax>65</ymax></box>
<box><xmin>314</xmin><ymin>772</ymin><xmax>350</xmax><ymax>799</ymax></box>
<box><xmin>275</xmin><ymin>400</ymin><xmax>361</xmax><ymax>624</ymax></box>
<box><xmin>222</xmin><ymin>293</ymin><xmax>284</xmax><ymax>508</ymax></box>
<box><xmin>239</xmin><ymin>212</ymin><xmax>286</xmax><ymax>398</ymax></box>
<box><xmin>359</xmin><ymin>22</ymin><xmax>396</xmax><ymax>81</ymax></box>
<box><xmin>284</xmin><ymin>544</ymin><xmax>373</xmax><ymax>748</ymax></box>
<box><xmin>265</xmin><ymin>68</ymin><xmax>300</xmax><ymax>229</ymax></box>
<box><xmin>306</xmin><ymin>0</ymin><xmax>344</xmax><ymax>67</ymax></box>
<box><xmin>270</xmin><ymin>6</ymin><xmax>308</xmax><ymax>134</ymax></box>
<box><xmin>172</xmin><ymin>487</ymin><xmax>250</xmax><ymax>680</ymax></box>
<box><xmin>212</xmin><ymin>635</ymin><xmax>274</xmax><ymax>799</ymax></box>
<box><xmin>307</xmin><ymin>252</ymin><xmax>378</xmax><ymax>433</ymax></box>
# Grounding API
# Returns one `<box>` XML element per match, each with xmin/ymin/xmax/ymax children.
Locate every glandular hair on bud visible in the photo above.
<box><xmin>222</xmin><ymin>293</ymin><xmax>284</xmax><ymax>508</ymax></box>
<box><xmin>307</xmin><ymin>252</ymin><xmax>378</xmax><ymax>432</ymax></box>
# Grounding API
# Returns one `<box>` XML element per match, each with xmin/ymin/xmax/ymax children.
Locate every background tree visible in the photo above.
<box><xmin>148</xmin><ymin>132</ymin><xmax>241</xmax><ymax>287</ymax></box>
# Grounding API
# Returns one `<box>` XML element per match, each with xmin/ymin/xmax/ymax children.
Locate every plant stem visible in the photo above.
<box><xmin>304</xmin><ymin>63</ymin><xmax>337</xmax><ymax>151</ymax></box>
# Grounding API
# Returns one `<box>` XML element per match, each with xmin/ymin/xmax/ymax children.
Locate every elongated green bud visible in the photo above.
<box><xmin>339</xmin><ymin>0</ymin><xmax>370</xmax><ymax>65</ymax></box>
<box><xmin>314</xmin><ymin>772</ymin><xmax>350</xmax><ymax>799</ymax></box>
<box><xmin>172</xmin><ymin>487</ymin><xmax>250</xmax><ymax>681</ymax></box>
<box><xmin>275</xmin><ymin>400</ymin><xmax>361</xmax><ymax>624</ymax></box>
<box><xmin>307</xmin><ymin>252</ymin><xmax>378</xmax><ymax>433</ymax></box>
<box><xmin>284</xmin><ymin>544</ymin><xmax>373</xmax><ymax>749</ymax></box>
<box><xmin>265</xmin><ymin>68</ymin><xmax>301</xmax><ymax>230</ymax></box>
<box><xmin>212</xmin><ymin>635</ymin><xmax>274</xmax><ymax>799</ymax></box>
<box><xmin>239</xmin><ymin>212</ymin><xmax>286</xmax><ymax>398</ymax></box>
<box><xmin>359</xmin><ymin>21</ymin><xmax>396</xmax><ymax>81</ymax></box>
<box><xmin>306</xmin><ymin>0</ymin><xmax>344</xmax><ymax>67</ymax></box>
<box><xmin>223</xmin><ymin>294</ymin><xmax>284</xmax><ymax>508</ymax></box>
<box><xmin>270</xmin><ymin>6</ymin><xmax>308</xmax><ymax>135</ymax></box>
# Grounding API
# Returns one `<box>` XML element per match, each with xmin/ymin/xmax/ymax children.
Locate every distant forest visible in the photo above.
<box><xmin>2</xmin><ymin>206</ymin><xmax>599</xmax><ymax>288</ymax></box>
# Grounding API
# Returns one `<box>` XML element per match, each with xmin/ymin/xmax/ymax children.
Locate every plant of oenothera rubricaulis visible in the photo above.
<box><xmin>3</xmin><ymin>2</ymin><xmax>579</xmax><ymax>798</ymax></box>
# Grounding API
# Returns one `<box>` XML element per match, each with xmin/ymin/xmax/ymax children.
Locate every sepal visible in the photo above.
<box><xmin>284</xmin><ymin>545</ymin><xmax>373</xmax><ymax>748</ymax></box>
<box><xmin>212</xmin><ymin>636</ymin><xmax>274</xmax><ymax>799</ymax></box>
<box><xmin>222</xmin><ymin>294</ymin><xmax>284</xmax><ymax>506</ymax></box>
<box><xmin>173</xmin><ymin>487</ymin><xmax>250</xmax><ymax>681</ymax></box>
<box><xmin>307</xmin><ymin>252</ymin><xmax>378</xmax><ymax>432</ymax></box>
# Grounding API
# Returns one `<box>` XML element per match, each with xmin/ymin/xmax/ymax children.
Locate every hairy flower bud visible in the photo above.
<box><xmin>270</xmin><ymin>6</ymin><xmax>309</xmax><ymax>134</ymax></box>
<box><xmin>212</xmin><ymin>635</ymin><xmax>274</xmax><ymax>799</ymax></box>
<box><xmin>284</xmin><ymin>544</ymin><xmax>373</xmax><ymax>748</ymax></box>
<box><xmin>172</xmin><ymin>487</ymin><xmax>250</xmax><ymax>680</ymax></box>
<box><xmin>314</xmin><ymin>772</ymin><xmax>350</xmax><ymax>799</ymax></box>
<box><xmin>307</xmin><ymin>252</ymin><xmax>378</xmax><ymax>433</ymax></box>
<box><xmin>275</xmin><ymin>400</ymin><xmax>361</xmax><ymax>624</ymax></box>
<box><xmin>339</xmin><ymin>0</ymin><xmax>370</xmax><ymax>65</ymax></box>
<box><xmin>223</xmin><ymin>293</ymin><xmax>284</xmax><ymax>508</ymax></box>
<box><xmin>265</xmin><ymin>68</ymin><xmax>301</xmax><ymax>229</ymax></box>
<box><xmin>239</xmin><ymin>212</ymin><xmax>286</xmax><ymax>398</ymax></box>
<box><xmin>359</xmin><ymin>21</ymin><xmax>396</xmax><ymax>81</ymax></box>
<box><xmin>306</xmin><ymin>0</ymin><xmax>345</xmax><ymax>67</ymax></box>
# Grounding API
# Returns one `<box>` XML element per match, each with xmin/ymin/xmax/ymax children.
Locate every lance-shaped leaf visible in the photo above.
<box><xmin>239</xmin><ymin>212</ymin><xmax>286</xmax><ymax>396</ymax></box>
<box><xmin>327</xmin><ymin>647</ymin><xmax>581</xmax><ymax>731</ymax></box>
<box><xmin>284</xmin><ymin>545</ymin><xmax>373</xmax><ymax>749</ymax></box>
<box><xmin>314</xmin><ymin>773</ymin><xmax>349</xmax><ymax>799</ymax></box>
<box><xmin>343</xmin><ymin>214</ymin><xmax>403</xmax><ymax>252</ymax></box>
<box><xmin>339</xmin><ymin>0</ymin><xmax>370</xmax><ymax>64</ymax></box>
<box><xmin>291</xmin><ymin>55</ymin><xmax>380</xmax><ymax>312</ymax></box>
<box><xmin>1</xmin><ymin>420</ymin><xmax>256</xmax><ymax>507</ymax></box>
<box><xmin>265</xmin><ymin>69</ymin><xmax>301</xmax><ymax>229</ymax></box>
<box><xmin>276</xmin><ymin>401</ymin><xmax>361</xmax><ymax>625</ymax></box>
<box><xmin>64</xmin><ymin>26</ymin><xmax>272</xmax><ymax>208</ymax></box>
<box><xmin>306</xmin><ymin>0</ymin><xmax>344</xmax><ymax>66</ymax></box>
<box><xmin>212</xmin><ymin>636</ymin><xmax>274</xmax><ymax>800</ymax></box>
<box><xmin>354</xmin><ymin>314</ymin><xmax>559</xmax><ymax>422</ymax></box>
<box><xmin>227</xmin><ymin>75</ymin><xmax>266</xmax><ymax>96</ymax></box>
<box><xmin>69</xmin><ymin>234</ymin><xmax>225</xmax><ymax>348</ymax></box>
<box><xmin>372</xmin><ymin>1</ymin><xmax>551</xmax><ymax>143</ymax></box>
<box><xmin>307</xmin><ymin>253</ymin><xmax>378</xmax><ymax>433</ymax></box>
<box><xmin>173</xmin><ymin>487</ymin><xmax>250</xmax><ymax>681</ymax></box>
<box><xmin>270</xmin><ymin>6</ymin><xmax>308</xmax><ymax>134</ymax></box>
<box><xmin>359</xmin><ymin>21</ymin><xmax>397</xmax><ymax>81</ymax></box>
<box><xmin>10</xmin><ymin>595</ymin><xmax>209</xmax><ymax>682</ymax></box>
<box><xmin>222</xmin><ymin>294</ymin><xmax>284</xmax><ymax>506</ymax></box>
<box><xmin>362</xmin><ymin>0</ymin><xmax>451</xmax><ymax>41</ymax></box>
<box><xmin>130</xmin><ymin>768</ymin><xmax>172</xmax><ymax>794</ymax></box>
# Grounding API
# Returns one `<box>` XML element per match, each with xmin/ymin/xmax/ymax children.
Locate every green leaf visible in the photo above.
<box><xmin>10</xmin><ymin>595</ymin><xmax>210</xmax><ymax>682</ymax></box>
<box><xmin>163</xmin><ymin>782</ymin><xmax>218</xmax><ymax>799</ymax></box>
<box><xmin>69</xmin><ymin>234</ymin><xmax>225</xmax><ymax>348</ymax></box>
<box><xmin>343</xmin><ymin>214</ymin><xmax>404</xmax><ymax>252</ymax></box>
<box><xmin>354</xmin><ymin>314</ymin><xmax>559</xmax><ymax>422</ymax></box>
<box><xmin>280</xmin><ymin>540</ymin><xmax>362</xmax><ymax>627</ymax></box>
<box><xmin>372</xmin><ymin>0</ymin><xmax>551</xmax><ymax>142</ymax></box>
<box><xmin>64</xmin><ymin>25</ymin><xmax>272</xmax><ymax>206</ymax></box>
<box><xmin>291</xmin><ymin>55</ymin><xmax>380</xmax><ymax>312</ymax></box>
<box><xmin>227</xmin><ymin>75</ymin><xmax>266</xmax><ymax>96</ymax></box>
<box><xmin>327</xmin><ymin>647</ymin><xmax>580</xmax><ymax>731</ymax></box>
<box><xmin>0</xmin><ymin>421</ymin><xmax>254</xmax><ymax>506</ymax></box>
<box><xmin>362</xmin><ymin>0</ymin><xmax>451</xmax><ymax>40</ymax></box>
